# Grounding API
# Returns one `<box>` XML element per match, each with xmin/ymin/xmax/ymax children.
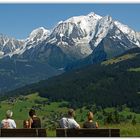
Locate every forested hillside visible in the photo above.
<box><xmin>4</xmin><ymin>48</ymin><xmax>140</xmax><ymax>112</ymax></box>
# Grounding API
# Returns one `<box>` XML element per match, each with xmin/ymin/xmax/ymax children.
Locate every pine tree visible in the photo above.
<box><xmin>132</xmin><ymin>116</ymin><xmax>136</xmax><ymax>125</ymax></box>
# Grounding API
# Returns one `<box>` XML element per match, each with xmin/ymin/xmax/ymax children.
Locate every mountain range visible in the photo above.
<box><xmin>0</xmin><ymin>12</ymin><xmax>140</xmax><ymax>93</ymax></box>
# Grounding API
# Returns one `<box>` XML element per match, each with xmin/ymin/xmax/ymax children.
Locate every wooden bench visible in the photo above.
<box><xmin>56</xmin><ymin>128</ymin><xmax>120</xmax><ymax>137</ymax></box>
<box><xmin>0</xmin><ymin>128</ymin><xmax>47</xmax><ymax>137</ymax></box>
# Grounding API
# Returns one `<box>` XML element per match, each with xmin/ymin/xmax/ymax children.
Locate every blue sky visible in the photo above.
<box><xmin>0</xmin><ymin>4</ymin><xmax>140</xmax><ymax>39</ymax></box>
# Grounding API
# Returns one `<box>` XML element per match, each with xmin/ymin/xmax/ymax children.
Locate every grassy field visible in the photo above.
<box><xmin>0</xmin><ymin>93</ymin><xmax>140</xmax><ymax>137</ymax></box>
<box><xmin>128</xmin><ymin>67</ymin><xmax>140</xmax><ymax>72</ymax></box>
<box><xmin>102</xmin><ymin>53</ymin><xmax>138</xmax><ymax>65</ymax></box>
<box><xmin>0</xmin><ymin>93</ymin><xmax>68</xmax><ymax>129</ymax></box>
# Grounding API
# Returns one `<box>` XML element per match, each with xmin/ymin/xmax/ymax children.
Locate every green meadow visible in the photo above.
<box><xmin>0</xmin><ymin>93</ymin><xmax>140</xmax><ymax>137</ymax></box>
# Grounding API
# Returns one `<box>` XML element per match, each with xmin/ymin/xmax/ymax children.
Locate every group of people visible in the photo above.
<box><xmin>60</xmin><ymin>108</ymin><xmax>98</xmax><ymax>129</ymax></box>
<box><xmin>0</xmin><ymin>108</ymin><xmax>98</xmax><ymax>129</ymax></box>
<box><xmin>0</xmin><ymin>109</ymin><xmax>41</xmax><ymax>129</ymax></box>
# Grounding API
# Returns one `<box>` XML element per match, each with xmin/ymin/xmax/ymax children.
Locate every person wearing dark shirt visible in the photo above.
<box><xmin>28</xmin><ymin>109</ymin><xmax>41</xmax><ymax>128</ymax></box>
<box><xmin>83</xmin><ymin>111</ymin><xmax>98</xmax><ymax>128</ymax></box>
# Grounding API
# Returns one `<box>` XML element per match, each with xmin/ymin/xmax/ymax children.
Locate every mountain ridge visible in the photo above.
<box><xmin>0</xmin><ymin>12</ymin><xmax>140</xmax><ymax>61</ymax></box>
<box><xmin>0</xmin><ymin>12</ymin><xmax>140</xmax><ymax>93</ymax></box>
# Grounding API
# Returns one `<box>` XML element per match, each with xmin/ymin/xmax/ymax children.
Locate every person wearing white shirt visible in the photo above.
<box><xmin>59</xmin><ymin>109</ymin><xmax>80</xmax><ymax>129</ymax></box>
<box><xmin>0</xmin><ymin>110</ymin><xmax>16</xmax><ymax>129</ymax></box>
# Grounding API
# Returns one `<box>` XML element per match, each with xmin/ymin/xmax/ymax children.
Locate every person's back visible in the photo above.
<box><xmin>1</xmin><ymin>118</ymin><xmax>16</xmax><ymax>129</ymax></box>
<box><xmin>59</xmin><ymin>117</ymin><xmax>67</xmax><ymax>128</ymax></box>
<box><xmin>0</xmin><ymin>110</ymin><xmax>16</xmax><ymax>129</ymax></box>
<box><xmin>31</xmin><ymin>116</ymin><xmax>41</xmax><ymax>128</ymax></box>
<box><xmin>59</xmin><ymin>109</ymin><xmax>80</xmax><ymax>129</ymax></box>
<box><xmin>83</xmin><ymin>121</ymin><xmax>97</xmax><ymax>128</ymax></box>
<box><xmin>83</xmin><ymin>111</ymin><xmax>98</xmax><ymax>128</ymax></box>
<box><xmin>28</xmin><ymin>109</ymin><xmax>41</xmax><ymax>128</ymax></box>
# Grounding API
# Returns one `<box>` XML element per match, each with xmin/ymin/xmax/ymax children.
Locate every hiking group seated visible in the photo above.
<box><xmin>59</xmin><ymin>109</ymin><xmax>98</xmax><ymax>129</ymax></box>
<box><xmin>0</xmin><ymin>109</ymin><xmax>41</xmax><ymax>129</ymax></box>
<box><xmin>0</xmin><ymin>108</ymin><xmax>98</xmax><ymax>129</ymax></box>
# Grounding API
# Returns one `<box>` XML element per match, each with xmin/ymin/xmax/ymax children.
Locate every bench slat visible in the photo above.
<box><xmin>56</xmin><ymin>128</ymin><xmax>120</xmax><ymax>137</ymax></box>
<box><xmin>0</xmin><ymin>129</ymin><xmax>47</xmax><ymax>137</ymax></box>
<box><xmin>110</xmin><ymin>129</ymin><xmax>120</xmax><ymax>137</ymax></box>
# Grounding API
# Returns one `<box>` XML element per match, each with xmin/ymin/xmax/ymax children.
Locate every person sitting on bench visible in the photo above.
<box><xmin>28</xmin><ymin>109</ymin><xmax>41</xmax><ymax>128</ymax></box>
<box><xmin>23</xmin><ymin>120</ymin><xmax>30</xmax><ymax>128</ymax></box>
<box><xmin>83</xmin><ymin>111</ymin><xmax>98</xmax><ymax>128</ymax></box>
<box><xmin>59</xmin><ymin>108</ymin><xmax>80</xmax><ymax>129</ymax></box>
<box><xmin>0</xmin><ymin>110</ymin><xmax>16</xmax><ymax>129</ymax></box>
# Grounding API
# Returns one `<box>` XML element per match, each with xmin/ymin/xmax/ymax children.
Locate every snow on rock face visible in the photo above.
<box><xmin>0</xmin><ymin>27</ymin><xmax>50</xmax><ymax>58</ymax></box>
<box><xmin>25</xmin><ymin>27</ymin><xmax>50</xmax><ymax>48</ymax></box>
<box><xmin>50</xmin><ymin>12</ymin><xmax>101</xmax><ymax>43</ymax></box>
<box><xmin>15</xmin><ymin>27</ymin><xmax>51</xmax><ymax>55</ymax></box>
<box><xmin>114</xmin><ymin>21</ymin><xmax>133</xmax><ymax>34</ymax></box>
<box><xmin>0</xmin><ymin>34</ymin><xmax>24</xmax><ymax>58</ymax></box>
<box><xmin>0</xmin><ymin>12</ymin><xmax>140</xmax><ymax>60</ymax></box>
<box><xmin>114</xmin><ymin>21</ymin><xmax>140</xmax><ymax>47</ymax></box>
<box><xmin>92</xmin><ymin>16</ymin><xmax>114</xmax><ymax>47</ymax></box>
<box><xmin>47</xmin><ymin>12</ymin><xmax>103</xmax><ymax>58</ymax></box>
<box><xmin>28</xmin><ymin>27</ymin><xmax>50</xmax><ymax>42</ymax></box>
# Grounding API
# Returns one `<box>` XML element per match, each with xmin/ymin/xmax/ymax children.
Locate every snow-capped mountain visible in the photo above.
<box><xmin>0</xmin><ymin>27</ymin><xmax>50</xmax><ymax>58</ymax></box>
<box><xmin>47</xmin><ymin>12</ymin><xmax>102</xmax><ymax>59</ymax></box>
<box><xmin>24</xmin><ymin>27</ymin><xmax>50</xmax><ymax>51</ymax></box>
<box><xmin>10</xmin><ymin>12</ymin><xmax>138</xmax><ymax>69</ymax></box>
<box><xmin>0</xmin><ymin>34</ymin><xmax>24</xmax><ymax>58</ymax></box>
<box><xmin>0</xmin><ymin>11</ymin><xmax>140</xmax><ymax>93</ymax></box>
<box><xmin>0</xmin><ymin>12</ymin><xmax>140</xmax><ymax>64</ymax></box>
<box><xmin>29</xmin><ymin>12</ymin><xmax>140</xmax><ymax>63</ymax></box>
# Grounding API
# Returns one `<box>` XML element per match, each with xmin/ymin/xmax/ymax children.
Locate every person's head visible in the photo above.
<box><xmin>23</xmin><ymin>120</ymin><xmax>29</xmax><ymax>128</ymax></box>
<box><xmin>68</xmin><ymin>108</ymin><xmax>75</xmax><ymax>118</ymax></box>
<box><xmin>6</xmin><ymin>110</ymin><xmax>13</xmax><ymax>119</ymax></box>
<box><xmin>87</xmin><ymin>111</ymin><xmax>94</xmax><ymax>121</ymax></box>
<box><xmin>29</xmin><ymin>109</ymin><xmax>36</xmax><ymax>117</ymax></box>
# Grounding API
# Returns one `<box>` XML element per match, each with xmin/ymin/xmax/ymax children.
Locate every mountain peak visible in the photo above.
<box><xmin>29</xmin><ymin>27</ymin><xmax>50</xmax><ymax>41</ymax></box>
<box><xmin>87</xmin><ymin>12</ymin><xmax>102</xmax><ymax>19</ymax></box>
<box><xmin>64</xmin><ymin>12</ymin><xmax>101</xmax><ymax>24</ymax></box>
